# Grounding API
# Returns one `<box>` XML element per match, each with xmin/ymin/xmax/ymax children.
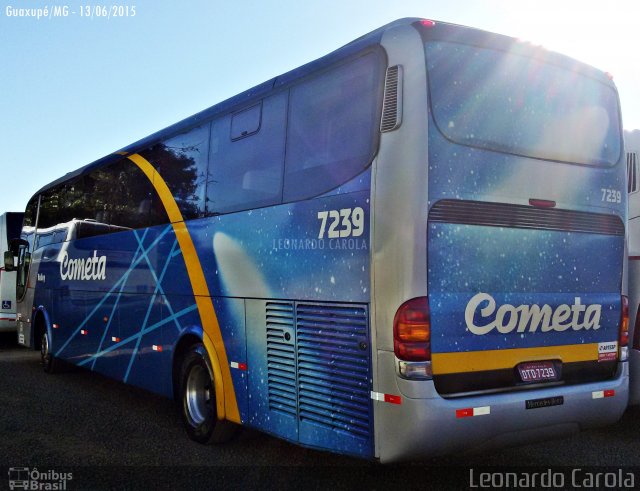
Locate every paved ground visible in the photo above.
<box><xmin>1</xmin><ymin>332</ymin><xmax>639</xmax><ymax>489</ymax></box>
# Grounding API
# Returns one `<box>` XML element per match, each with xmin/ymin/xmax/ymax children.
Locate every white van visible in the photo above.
<box><xmin>0</xmin><ymin>212</ymin><xmax>24</xmax><ymax>332</ymax></box>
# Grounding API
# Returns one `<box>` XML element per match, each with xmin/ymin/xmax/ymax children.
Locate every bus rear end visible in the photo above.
<box><xmin>373</xmin><ymin>20</ymin><xmax>627</xmax><ymax>462</ymax></box>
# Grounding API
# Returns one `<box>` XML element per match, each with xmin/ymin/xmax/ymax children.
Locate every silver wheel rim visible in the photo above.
<box><xmin>41</xmin><ymin>332</ymin><xmax>49</xmax><ymax>364</ymax></box>
<box><xmin>185</xmin><ymin>364</ymin><xmax>211</xmax><ymax>426</ymax></box>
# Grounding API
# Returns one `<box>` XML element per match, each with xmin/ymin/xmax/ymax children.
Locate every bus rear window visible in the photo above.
<box><xmin>425</xmin><ymin>41</ymin><xmax>621</xmax><ymax>165</ymax></box>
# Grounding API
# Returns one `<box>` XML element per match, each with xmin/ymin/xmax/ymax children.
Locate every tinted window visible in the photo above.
<box><xmin>36</xmin><ymin>186</ymin><xmax>73</xmax><ymax>248</ymax></box>
<box><xmin>141</xmin><ymin>125</ymin><xmax>210</xmax><ymax>219</ymax></box>
<box><xmin>86</xmin><ymin>159</ymin><xmax>168</xmax><ymax>229</ymax></box>
<box><xmin>36</xmin><ymin>232</ymin><xmax>55</xmax><ymax>248</ymax></box>
<box><xmin>36</xmin><ymin>158</ymin><xmax>168</xmax><ymax>243</ymax></box>
<box><xmin>231</xmin><ymin>104</ymin><xmax>261</xmax><ymax>140</ymax></box>
<box><xmin>284</xmin><ymin>52</ymin><xmax>382</xmax><ymax>201</ymax></box>
<box><xmin>23</xmin><ymin>197</ymin><xmax>38</xmax><ymax>228</ymax></box>
<box><xmin>207</xmin><ymin>93</ymin><xmax>286</xmax><ymax>214</ymax></box>
<box><xmin>426</xmin><ymin>41</ymin><xmax>622</xmax><ymax>165</ymax></box>
<box><xmin>20</xmin><ymin>197</ymin><xmax>38</xmax><ymax>249</ymax></box>
<box><xmin>38</xmin><ymin>185</ymin><xmax>66</xmax><ymax>229</ymax></box>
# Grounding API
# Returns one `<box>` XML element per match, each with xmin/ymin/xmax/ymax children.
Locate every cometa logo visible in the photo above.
<box><xmin>60</xmin><ymin>250</ymin><xmax>107</xmax><ymax>281</ymax></box>
<box><xmin>465</xmin><ymin>292</ymin><xmax>602</xmax><ymax>335</ymax></box>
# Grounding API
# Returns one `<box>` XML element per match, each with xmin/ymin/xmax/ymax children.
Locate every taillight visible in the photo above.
<box><xmin>620</xmin><ymin>295</ymin><xmax>629</xmax><ymax>361</ymax></box>
<box><xmin>394</xmin><ymin>297</ymin><xmax>430</xmax><ymax>361</ymax></box>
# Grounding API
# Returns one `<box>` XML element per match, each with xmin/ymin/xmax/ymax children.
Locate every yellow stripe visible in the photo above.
<box><xmin>127</xmin><ymin>153</ymin><xmax>240</xmax><ymax>423</ymax></box>
<box><xmin>432</xmin><ymin>343</ymin><xmax>598</xmax><ymax>374</ymax></box>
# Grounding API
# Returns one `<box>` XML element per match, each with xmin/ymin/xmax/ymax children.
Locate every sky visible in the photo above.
<box><xmin>1</xmin><ymin>0</ymin><xmax>639</xmax><ymax>213</ymax></box>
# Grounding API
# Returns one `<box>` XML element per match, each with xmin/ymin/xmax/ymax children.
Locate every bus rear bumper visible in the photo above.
<box><xmin>375</xmin><ymin>351</ymin><xmax>629</xmax><ymax>463</ymax></box>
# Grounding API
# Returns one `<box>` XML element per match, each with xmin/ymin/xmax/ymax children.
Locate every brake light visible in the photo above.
<box><xmin>620</xmin><ymin>295</ymin><xmax>629</xmax><ymax>361</ymax></box>
<box><xmin>394</xmin><ymin>297</ymin><xmax>430</xmax><ymax>361</ymax></box>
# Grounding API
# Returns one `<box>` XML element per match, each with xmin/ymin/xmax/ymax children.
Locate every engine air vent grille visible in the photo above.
<box><xmin>380</xmin><ymin>65</ymin><xmax>403</xmax><ymax>132</ymax></box>
<box><xmin>266</xmin><ymin>301</ymin><xmax>297</xmax><ymax>417</ymax></box>
<box><xmin>429</xmin><ymin>199</ymin><xmax>624</xmax><ymax>236</ymax></box>
<box><xmin>296</xmin><ymin>303</ymin><xmax>371</xmax><ymax>440</ymax></box>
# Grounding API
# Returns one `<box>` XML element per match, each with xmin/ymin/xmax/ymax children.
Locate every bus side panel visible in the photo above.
<box><xmin>49</xmin><ymin>289</ymin><xmax>87</xmax><ymax>361</ymax></box>
<box><xmin>27</xmin><ymin>175</ymin><xmax>373</xmax><ymax>456</ymax></box>
<box><xmin>194</xmin><ymin>190</ymin><xmax>371</xmax><ymax>304</ymax></box>
<box><xmin>212</xmin><ymin>296</ymin><xmax>248</xmax><ymax>423</ymax></box>
<box><xmin>246</xmin><ymin>299</ymin><xmax>299</xmax><ymax>442</ymax></box>
<box><xmin>118</xmin><ymin>292</ymin><xmax>165</xmax><ymax>393</ymax></box>
<box><xmin>207</xmin><ymin>188</ymin><xmax>373</xmax><ymax>457</ymax></box>
<box><xmin>81</xmin><ymin>292</ymin><xmax>120</xmax><ymax>371</ymax></box>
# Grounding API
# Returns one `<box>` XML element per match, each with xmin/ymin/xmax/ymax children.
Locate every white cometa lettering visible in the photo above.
<box><xmin>465</xmin><ymin>293</ymin><xmax>601</xmax><ymax>335</ymax></box>
<box><xmin>60</xmin><ymin>250</ymin><xmax>107</xmax><ymax>281</ymax></box>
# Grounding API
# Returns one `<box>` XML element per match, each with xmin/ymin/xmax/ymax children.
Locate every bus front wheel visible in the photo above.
<box><xmin>179</xmin><ymin>343</ymin><xmax>236</xmax><ymax>444</ymax></box>
<box><xmin>41</xmin><ymin>330</ymin><xmax>58</xmax><ymax>374</ymax></box>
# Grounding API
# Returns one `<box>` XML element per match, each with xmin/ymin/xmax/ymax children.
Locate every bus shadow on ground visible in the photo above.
<box><xmin>0</xmin><ymin>332</ymin><xmax>18</xmax><ymax>350</ymax></box>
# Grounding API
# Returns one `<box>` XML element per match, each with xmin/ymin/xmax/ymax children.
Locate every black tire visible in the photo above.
<box><xmin>41</xmin><ymin>329</ymin><xmax>58</xmax><ymax>374</ymax></box>
<box><xmin>179</xmin><ymin>343</ymin><xmax>237</xmax><ymax>444</ymax></box>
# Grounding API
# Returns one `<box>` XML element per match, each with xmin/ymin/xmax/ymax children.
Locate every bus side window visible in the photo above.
<box><xmin>207</xmin><ymin>93</ymin><xmax>286</xmax><ymax>214</ymax></box>
<box><xmin>231</xmin><ymin>103</ymin><xmax>261</xmax><ymax>140</ymax></box>
<box><xmin>283</xmin><ymin>52</ymin><xmax>382</xmax><ymax>202</ymax></box>
<box><xmin>142</xmin><ymin>124</ymin><xmax>210</xmax><ymax>220</ymax></box>
<box><xmin>84</xmin><ymin>159</ymin><xmax>169</xmax><ymax>230</ymax></box>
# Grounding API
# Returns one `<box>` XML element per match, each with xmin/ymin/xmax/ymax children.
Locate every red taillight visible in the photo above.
<box><xmin>420</xmin><ymin>20</ymin><xmax>436</xmax><ymax>28</ymax></box>
<box><xmin>394</xmin><ymin>297</ymin><xmax>430</xmax><ymax>361</ymax></box>
<box><xmin>620</xmin><ymin>295</ymin><xmax>629</xmax><ymax>348</ymax></box>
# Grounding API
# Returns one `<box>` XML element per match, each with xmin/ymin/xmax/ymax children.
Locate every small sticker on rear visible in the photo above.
<box><xmin>598</xmin><ymin>341</ymin><xmax>618</xmax><ymax>362</ymax></box>
<box><xmin>1</xmin><ymin>300</ymin><xmax>10</xmax><ymax>310</ymax></box>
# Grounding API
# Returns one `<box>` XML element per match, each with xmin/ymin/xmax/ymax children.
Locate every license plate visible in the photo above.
<box><xmin>517</xmin><ymin>360</ymin><xmax>559</xmax><ymax>383</ymax></box>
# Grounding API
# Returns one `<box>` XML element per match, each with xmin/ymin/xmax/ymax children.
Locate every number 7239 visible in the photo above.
<box><xmin>317</xmin><ymin>207</ymin><xmax>365</xmax><ymax>239</ymax></box>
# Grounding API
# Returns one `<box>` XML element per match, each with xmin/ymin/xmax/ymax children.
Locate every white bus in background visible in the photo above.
<box><xmin>626</xmin><ymin>129</ymin><xmax>640</xmax><ymax>403</ymax></box>
<box><xmin>0</xmin><ymin>212</ymin><xmax>24</xmax><ymax>333</ymax></box>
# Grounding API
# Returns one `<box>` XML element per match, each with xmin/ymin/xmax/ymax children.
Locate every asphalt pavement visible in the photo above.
<box><xmin>1</xmin><ymin>332</ymin><xmax>639</xmax><ymax>489</ymax></box>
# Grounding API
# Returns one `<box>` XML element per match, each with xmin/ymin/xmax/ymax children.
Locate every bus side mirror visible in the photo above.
<box><xmin>4</xmin><ymin>251</ymin><xmax>15</xmax><ymax>271</ymax></box>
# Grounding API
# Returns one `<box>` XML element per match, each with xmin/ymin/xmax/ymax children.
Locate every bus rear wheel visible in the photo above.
<box><xmin>41</xmin><ymin>330</ymin><xmax>58</xmax><ymax>374</ymax></box>
<box><xmin>179</xmin><ymin>343</ymin><xmax>236</xmax><ymax>444</ymax></box>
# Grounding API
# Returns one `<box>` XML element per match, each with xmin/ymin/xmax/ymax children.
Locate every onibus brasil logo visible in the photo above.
<box><xmin>465</xmin><ymin>293</ymin><xmax>602</xmax><ymax>334</ymax></box>
<box><xmin>8</xmin><ymin>467</ymin><xmax>73</xmax><ymax>490</ymax></box>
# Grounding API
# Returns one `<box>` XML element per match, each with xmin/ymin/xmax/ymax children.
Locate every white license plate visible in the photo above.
<box><xmin>517</xmin><ymin>360</ymin><xmax>558</xmax><ymax>383</ymax></box>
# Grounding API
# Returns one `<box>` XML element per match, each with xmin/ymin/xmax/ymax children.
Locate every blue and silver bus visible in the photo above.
<box><xmin>7</xmin><ymin>18</ymin><xmax>628</xmax><ymax>462</ymax></box>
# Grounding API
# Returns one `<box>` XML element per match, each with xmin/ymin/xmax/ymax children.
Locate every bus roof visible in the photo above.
<box><xmin>33</xmin><ymin>17</ymin><xmax>615</xmax><ymax>198</ymax></box>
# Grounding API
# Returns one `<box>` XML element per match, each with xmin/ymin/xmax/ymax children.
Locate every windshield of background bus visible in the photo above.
<box><xmin>426</xmin><ymin>41</ymin><xmax>621</xmax><ymax>166</ymax></box>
